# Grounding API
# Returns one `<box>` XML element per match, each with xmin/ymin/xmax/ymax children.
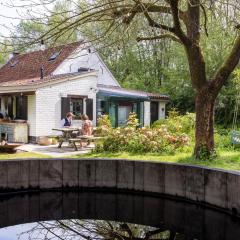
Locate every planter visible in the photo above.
<box><xmin>38</xmin><ymin>137</ymin><xmax>52</xmax><ymax>146</ymax></box>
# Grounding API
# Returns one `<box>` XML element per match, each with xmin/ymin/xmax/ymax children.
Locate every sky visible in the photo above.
<box><xmin>0</xmin><ymin>0</ymin><xmax>21</xmax><ymax>36</ymax></box>
<box><xmin>0</xmin><ymin>0</ymin><xmax>54</xmax><ymax>37</ymax></box>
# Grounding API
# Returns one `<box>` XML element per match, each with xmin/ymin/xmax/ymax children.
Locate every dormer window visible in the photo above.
<box><xmin>78</xmin><ymin>67</ymin><xmax>89</xmax><ymax>72</ymax></box>
<box><xmin>48</xmin><ymin>51</ymin><xmax>60</xmax><ymax>61</ymax></box>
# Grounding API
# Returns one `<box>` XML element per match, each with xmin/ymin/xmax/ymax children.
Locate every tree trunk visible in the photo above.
<box><xmin>194</xmin><ymin>90</ymin><xmax>216</xmax><ymax>159</ymax></box>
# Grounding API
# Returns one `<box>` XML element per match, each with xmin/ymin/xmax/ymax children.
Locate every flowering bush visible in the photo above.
<box><xmin>152</xmin><ymin>109</ymin><xmax>195</xmax><ymax>135</ymax></box>
<box><xmin>95</xmin><ymin>113</ymin><xmax>191</xmax><ymax>154</ymax></box>
<box><xmin>95</xmin><ymin>115</ymin><xmax>112</xmax><ymax>136</ymax></box>
<box><xmin>127</xmin><ymin>112</ymin><xmax>139</xmax><ymax>127</ymax></box>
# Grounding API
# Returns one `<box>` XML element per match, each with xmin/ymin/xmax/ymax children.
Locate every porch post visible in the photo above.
<box><xmin>144</xmin><ymin>101</ymin><xmax>151</xmax><ymax>126</ymax></box>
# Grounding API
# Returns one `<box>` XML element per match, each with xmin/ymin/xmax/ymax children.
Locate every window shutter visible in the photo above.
<box><xmin>61</xmin><ymin>97</ymin><xmax>70</xmax><ymax>119</ymax></box>
<box><xmin>86</xmin><ymin>98</ymin><xmax>93</xmax><ymax>120</ymax></box>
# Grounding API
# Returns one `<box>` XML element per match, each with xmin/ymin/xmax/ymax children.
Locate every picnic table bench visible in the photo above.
<box><xmin>52</xmin><ymin>127</ymin><xmax>79</xmax><ymax>148</ymax></box>
<box><xmin>69</xmin><ymin>136</ymin><xmax>104</xmax><ymax>151</ymax></box>
<box><xmin>52</xmin><ymin>127</ymin><xmax>101</xmax><ymax>151</ymax></box>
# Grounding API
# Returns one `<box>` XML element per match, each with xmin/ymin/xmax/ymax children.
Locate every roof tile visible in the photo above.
<box><xmin>0</xmin><ymin>41</ymin><xmax>82</xmax><ymax>84</ymax></box>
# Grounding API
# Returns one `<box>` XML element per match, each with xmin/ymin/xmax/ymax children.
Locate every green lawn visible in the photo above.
<box><xmin>0</xmin><ymin>149</ymin><xmax>239</xmax><ymax>171</ymax></box>
<box><xmin>0</xmin><ymin>152</ymin><xmax>51</xmax><ymax>160</ymax></box>
<box><xmin>75</xmin><ymin>149</ymin><xmax>240</xmax><ymax>171</ymax></box>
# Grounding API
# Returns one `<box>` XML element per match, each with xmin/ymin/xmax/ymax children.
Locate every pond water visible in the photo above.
<box><xmin>0</xmin><ymin>190</ymin><xmax>239</xmax><ymax>240</ymax></box>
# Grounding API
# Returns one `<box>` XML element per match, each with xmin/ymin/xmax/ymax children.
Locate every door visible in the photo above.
<box><xmin>150</xmin><ymin>102</ymin><xmax>159</xmax><ymax>124</ymax></box>
<box><xmin>118</xmin><ymin>105</ymin><xmax>132</xmax><ymax>126</ymax></box>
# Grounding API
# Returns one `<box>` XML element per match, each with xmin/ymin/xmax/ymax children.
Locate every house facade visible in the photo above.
<box><xmin>0</xmin><ymin>41</ymin><xmax>169</xmax><ymax>142</ymax></box>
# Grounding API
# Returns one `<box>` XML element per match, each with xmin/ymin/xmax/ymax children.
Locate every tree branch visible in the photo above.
<box><xmin>136</xmin><ymin>34</ymin><xmax>181</xmax><ymax>43</ymax></box>
<box><xmin>143</xmin><ymin>10</ymin><xmax>174</xmax><ymax>32</ymax></box>
<box><xmin>113</xmin><ymin>3</ymin><xmax>186</xmax><ymax>24</ymax></box>
<box><xmin>200</xmin><ymin>4</ymin><xmax>209</xmax><ymax>37</ymax></box>
<box><xmin>212</xmin><ymin>34</ymin><xmax>240</xmax><ymax>92</ymax></box>
<box><xmin>169</xmin><ymin>0</ymin><xmax>190</xmax><ymax>45</ymax></box>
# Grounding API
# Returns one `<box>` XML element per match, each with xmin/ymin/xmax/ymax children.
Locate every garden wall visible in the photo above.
<box><xmin>0</xmin><ymin>158</ymin><xmax>240</xmax><ymax>215</ymax></box>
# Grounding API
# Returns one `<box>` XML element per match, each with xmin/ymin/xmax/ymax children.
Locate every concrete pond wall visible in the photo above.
<box><xmin>0</xmin><ymin>158</ymin><xmax>240</xmax><ymax>215</ymax></box>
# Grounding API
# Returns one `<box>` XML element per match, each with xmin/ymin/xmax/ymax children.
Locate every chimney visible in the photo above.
<box><xmin>40</xmin><ymin>66</ymin><xmax>44</xmax><ymax>79</ymax></box>
<box><xmin>8</xmin><ymin>52</ymin><xmax>19</xmax><ymax>60</ymax></box>
<box><xmin>40</xmin><ymin>39</ymin><xmax>45</xmax><ymax>51</ymax></box>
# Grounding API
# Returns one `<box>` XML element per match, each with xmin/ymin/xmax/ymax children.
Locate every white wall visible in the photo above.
<box><xmin>35</xmin><ymin>74</ymin><xmax>97</xmax><ymax>137</ymax></box>
<box><xmin>53</xmin><ymin>44</ymin><xmax>120</xmax><ymax>87</ymax></box>
<box><xmin>144</xmin><ymin>101</ymin><xmax>151</xmax><ymax>126</ymax></box>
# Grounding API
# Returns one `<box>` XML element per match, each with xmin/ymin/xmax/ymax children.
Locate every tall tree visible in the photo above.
<box><xmin>7</xmin><ymin>0</ymin><xmax>240</xmax><ymax>158</ymax></box>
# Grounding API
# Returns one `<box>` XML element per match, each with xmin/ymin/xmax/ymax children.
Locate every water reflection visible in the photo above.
<box><xmin>0</xmin><ymin>191</ymin><xmax>238</xmax><ymax>240</ymax></box>
<box><xmin>7</xmin><ymin>220</ymin><xmax>184</xmax><ymax>240</ymax></box>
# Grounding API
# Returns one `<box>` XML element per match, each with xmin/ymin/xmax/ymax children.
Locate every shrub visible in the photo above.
<box><xmin>95</xmin><ymin>125</ymin><xmax>191</xmax><ymax>154</ymax></box>
<box><xmin>95</xmin><ymin>112</ymin><xmax>191</xmax><ymax>154</ymax></box>
<box><xmin>96</xmin><ymin>115</ymin><xmax>112</xmax><ymax>136</ymax></box>
<box><xmin>126</xmin><ymin>112</ymin><xmax>139</xmax><ymax>127</ymax></box>
<box><xmin>152</xmin><ymin>110</ymin><xmax>195</xmax><ymax>135</ymax></box>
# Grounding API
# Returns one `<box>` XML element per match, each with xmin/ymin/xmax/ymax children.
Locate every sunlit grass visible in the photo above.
<box><xmin>0</xmin><ymin>152</ymin><xmax>51</xmax><ymax>160</ymax></box>
<box><xmin>0</xmin><ymin>147</ymin><xmax>239</xmax><ymax>171</ymax></box>
<box><xmin>76</xmin><ymin>149</ymin><xmax>240</xmax><ymax>171</ymax></box>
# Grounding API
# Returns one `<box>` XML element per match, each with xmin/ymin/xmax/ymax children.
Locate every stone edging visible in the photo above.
<box><xmin>0</xmin><ymin>158</ymin><xmax>239</xmax><ymax>215</ymax></box>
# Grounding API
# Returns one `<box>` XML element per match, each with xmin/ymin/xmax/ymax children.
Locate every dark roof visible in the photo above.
<box><xmin>0</xmin><ymin>41</ymin><xmax>82</xmax><ymax>84</ymax></box>
<box><xmin>97</xmin><ymin>84</ymin><xmax>170</xmax><ymax>101</ymax></box>
<box><xmin>0</xmin><ymin>71</ymin><xmax>96</xmax><ymax>87</ymax></box>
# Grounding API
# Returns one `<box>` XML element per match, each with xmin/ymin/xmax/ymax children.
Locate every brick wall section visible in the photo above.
<box><xmin>1</xmin><ymin>159</ymin><xmax>240</xmax><ymax>217</ymax></box>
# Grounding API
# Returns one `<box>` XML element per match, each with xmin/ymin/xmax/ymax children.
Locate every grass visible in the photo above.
<box><xmin>0</xmin><ymin>147</ymin><xmax>239</xmax><ymax>171</ymax></box>
<box><xmin>0</xmin><ymin>152</ymin><xmax>50</xmax><ymax>160</ymax></box>
<box><xmin>75</xmin><ymin>149</ymin><xmax>240</xmax><ymax>171</ymax></box>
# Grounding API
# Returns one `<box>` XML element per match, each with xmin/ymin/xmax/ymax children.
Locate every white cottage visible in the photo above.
<box><xmin>0</xmin><ymin>41</ymin><xmax>169</xmax><ymax>142</ymax></box>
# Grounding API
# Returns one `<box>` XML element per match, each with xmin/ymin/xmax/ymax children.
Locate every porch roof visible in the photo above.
<box><xmin>97</xmin><ymin>84</ymin><xmax>169</xmax><ymax>101</ymax></box>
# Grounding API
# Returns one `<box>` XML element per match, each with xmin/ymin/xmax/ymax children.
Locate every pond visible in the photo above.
<box><xmin>0</xmin><ymin>190</ymin><xmax>239</xmax><ymax>239</ymax></box>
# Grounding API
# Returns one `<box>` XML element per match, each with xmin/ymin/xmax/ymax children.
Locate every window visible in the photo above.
<box><xmin>70</xmin><ymin>98</ymin><xmax>83</xmax><ymax>117</ymax></box>
<box><xmin>48</xmin><ymin>51</ymin><xmax>60</xmax><ymax>61</ymax></box>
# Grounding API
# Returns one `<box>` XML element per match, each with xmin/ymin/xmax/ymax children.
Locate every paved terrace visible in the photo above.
<box><xmin>18</xmin><ymin>143</ymin><xmax>93</xmax><ymax>157</ymax></box>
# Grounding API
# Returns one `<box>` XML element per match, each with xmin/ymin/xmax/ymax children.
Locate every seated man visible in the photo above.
<box><xmin>61</xmin><ymin>112</ymin><xmax>74</xmax><ymax>127</ymax></box>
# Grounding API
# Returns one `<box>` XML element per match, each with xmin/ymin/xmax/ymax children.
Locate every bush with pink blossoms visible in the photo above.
<box><xmin>95</xmin><ymin>113</ymin><xmax>191</xmax><ymax>154</ymax></box>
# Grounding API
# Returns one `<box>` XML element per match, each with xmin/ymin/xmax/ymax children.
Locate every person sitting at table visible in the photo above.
<box><xmin>61</xmin><ymin>112</ymin><xmax>74</xmax><ymax>127</ymax></box>
<box><xmin>81</xmin><ymin>114</ymin><xmax>93</xmax><ymax>136</ymax></box>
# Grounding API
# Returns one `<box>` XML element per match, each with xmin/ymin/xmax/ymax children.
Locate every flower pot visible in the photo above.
<box><xmin>38</xmin><ymin>137</ymin><xmax>52</xmax><ymax>146</ymax></box>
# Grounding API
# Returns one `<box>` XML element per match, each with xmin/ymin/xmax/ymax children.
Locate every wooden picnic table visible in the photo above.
<box><xmin>52</xmin><ymin>127</ymin><xmax>80</xmax><ymax>148</ymax></box>
<box><xmin>69</xmin><ymin>135</ymin><xmax>104</xmax><ymax>151</ymax></box>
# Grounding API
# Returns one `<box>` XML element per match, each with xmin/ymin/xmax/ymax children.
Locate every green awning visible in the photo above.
<box><xmin>97</xmin><ymin>90</ymin><xmax>149</xmax><ymax>101</ymax></box>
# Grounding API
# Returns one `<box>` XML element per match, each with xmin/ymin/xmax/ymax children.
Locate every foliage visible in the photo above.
<box><xmin>11</xmin><ymin>0</ymin><xmax>78</xmax><ymax>51</ymax></box>
<box><xmin>95</xmin><ymin>113</ymin><xmax>190</xmax><ymax>154</ymax></box>
<box><xmin>126</xmin><ymin>112</ymin><xmax>139</xmax><ymax>127</ymax></box>
<box><xmin>96</xmin><ymin>115</ymin><xmax>112</xmax><ymax>136</ymax></box>
<box><xmin>95</xmin><ymin>126</ymin><xmax>190</xmax><ymax>154</ymax></box>
<box><xmin>152</xmin><ymin>109</ymin><xmax>195</xmax><ymax>135</ymax></box>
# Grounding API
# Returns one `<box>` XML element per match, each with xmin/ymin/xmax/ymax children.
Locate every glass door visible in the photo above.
<box><xmin>118</xmin><ymin>105</ymin><xmax>132</xmax><ymax>127</ymax></box>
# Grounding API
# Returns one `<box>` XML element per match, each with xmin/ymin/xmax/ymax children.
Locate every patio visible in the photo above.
<box><xmin>17</xmin><ymin>143</ymin><xmax>94</xmax><ymax>157</ymax></box>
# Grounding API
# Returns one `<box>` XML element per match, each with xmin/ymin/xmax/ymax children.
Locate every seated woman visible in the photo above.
<box><xmin>81</xmin><ymin>114</ymin><xmax>93</xmax><ymax>136</ymax></box>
